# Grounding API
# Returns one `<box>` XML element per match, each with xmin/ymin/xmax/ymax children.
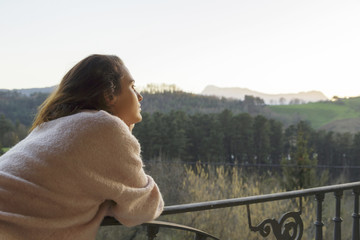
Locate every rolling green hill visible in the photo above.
<box><xmin>268</xmin><ymin>97</ymin><xmax>360</xmax><ymax>132</ymax></box>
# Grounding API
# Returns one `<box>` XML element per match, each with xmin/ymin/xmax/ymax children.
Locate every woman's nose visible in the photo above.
<box><xmin>137</xmin><ymin>91</ymin><xmax>143</xmax><ymax>102</ymax></box>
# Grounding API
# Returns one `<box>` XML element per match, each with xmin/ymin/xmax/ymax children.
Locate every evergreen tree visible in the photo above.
<box><xmin>183</xmin><ymin>114</ymin><xmax>223</xmax><ymax>162</ymax></box>
<box><xmin>281</xmin><ymin>126</ymin><xmax>319</xmax><ymax>190</ymax></box>
<box><xmin>0</xmin><ymin>114</ymin><xmax>16</xmax><ymax>147</ymax></box>
<box><xmin>166</xmin><ymin>111</ymin><xmax>189</xmax><ymax>159</ymax></box>
<box><xmin>231</xmin><ymin>113</ymin><xmax>254</xmax><ymax>164</ymax></box>
<box><xmin>333</xmin><ymin>132</ymin><xmax>353</xmax><ymax>166</ymax></box>
<box><xmin>218</xmin><ymin>109</ymin><xmax>234</xmax><ymax>162</ymax></box>
<box><xmin>252</xmin><ymin>115</ymin><xmax>270</xmax><ymax>164</ymax></box>
<box><xmin>268</xmin><ymin>119</ymin><xmax>283</xmax><ymax>164</ymax></box>
<box><xmin>313</xmin><ymin>130</ymin><xmax>336</xmax><ymax>166</ymax></box>
<box><xmin>352</xmin><ymin>132</ymin><xmax>360</xmax><ymax>165</ymax></box>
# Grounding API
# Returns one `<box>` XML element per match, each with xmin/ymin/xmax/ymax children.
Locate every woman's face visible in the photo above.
<box><xmin>108</xmin><ymin>65</ymin><xmax>143</xmax><ymax>127</ymax></box>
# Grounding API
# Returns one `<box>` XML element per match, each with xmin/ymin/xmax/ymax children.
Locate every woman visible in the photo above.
<box><xmin>0</xmin><ymin>54</ymin><xmax>164</xmax><ymax>239</ymax></box>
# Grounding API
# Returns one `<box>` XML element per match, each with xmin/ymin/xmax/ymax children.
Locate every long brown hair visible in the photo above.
<box><xmin>30</xmin><ymin>54</ymin><xmax>124</xmax><ymax>131</ymax></box>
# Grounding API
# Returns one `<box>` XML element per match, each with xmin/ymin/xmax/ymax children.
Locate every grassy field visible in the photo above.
<box><xmin>268</xmin><ymin>97</ymin><xmax>360</xmax><ymax>131</ymax></box>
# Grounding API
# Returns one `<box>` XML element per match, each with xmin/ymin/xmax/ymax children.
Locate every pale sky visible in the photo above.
<box><xmin>0</xmin><ymin>0</ymin><xmax>359</xmax><ymax>98</ymax></box>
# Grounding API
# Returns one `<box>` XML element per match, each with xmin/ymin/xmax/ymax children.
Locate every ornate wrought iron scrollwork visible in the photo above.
<box><xmin>247</xmin><ymin>198</ymin><xmax>303</xmax><ymax>240</ymax></box>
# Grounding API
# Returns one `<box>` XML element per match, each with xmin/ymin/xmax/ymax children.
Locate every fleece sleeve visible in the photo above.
<box><xmin>72</xmin><ymin>111</ymin><xmax>164</xmax><ymax>227</ymax></box>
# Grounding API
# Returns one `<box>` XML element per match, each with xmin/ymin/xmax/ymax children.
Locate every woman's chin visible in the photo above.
<box><xmin>133</xmin><ymin>115</ymin><xmax>142</xmax><ymax>124</ymax></box>
<box><xmin>136</xmin><ymin>116</ymin><xmax>142</xmax><ymax>123</ymax></box>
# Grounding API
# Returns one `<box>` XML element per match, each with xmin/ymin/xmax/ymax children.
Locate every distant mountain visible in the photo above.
<box><xmin>0</xmin><ymin>86</ymin><xmax>56</xmax><ymax>96</ymax></box>
<box><xmin>201</xmin><ymin>85</ymin><xmax>328</xmax><ymax>104</ymax></box>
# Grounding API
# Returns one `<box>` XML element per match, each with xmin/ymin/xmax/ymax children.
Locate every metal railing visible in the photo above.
<box><xmin>101</xmin><ymin>181</ymin><xmax>360</xmax><ymax>239</ymax></box>
<box><xmin>102</xmin><ymin>217</ymin><xmax>219</xmax><ymax>240</ymax></box>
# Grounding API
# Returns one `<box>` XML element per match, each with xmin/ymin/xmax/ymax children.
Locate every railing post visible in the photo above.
<box><xmin>315</xmin><ymin>193</ymin><xmax>325</xmax><ymax>240</ymax></box>
<box><xmin>353</xmin><ymin>188</ymin><xmax>360</xmax><ymax>240</ymax></box>
<box><xmin>195</xmin><ymin>233</ymin><xmax>207</xmax><ymax>240</ymax></box>
<box><xmin>147</xmin><ymin>225</ymin><xmax>159</xmax><ymax>240</ymax></box>
<box><xmin>333</xmin><ymin>190</ymin><xmax>343</xmax><ymax>240</ymax></box>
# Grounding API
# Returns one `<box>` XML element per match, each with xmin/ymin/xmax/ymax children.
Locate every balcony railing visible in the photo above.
<box><xmin>101</xmin><ymin>181</ymin><xmax>360</xmax><ymax>240</ymax></box>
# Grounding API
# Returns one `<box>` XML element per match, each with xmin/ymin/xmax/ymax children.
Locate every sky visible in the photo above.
<box><xmin>0</xmin><ymin>0</ymin><xmax>359</xmax><ymax>99</ymax></box>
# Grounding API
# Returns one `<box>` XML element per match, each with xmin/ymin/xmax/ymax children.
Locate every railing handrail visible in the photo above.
<box><xmin>101</xmin><ymin>181</ymin><xmax>360</xmax><ymax>239</ymax></box>
<box><xmin>162</xmin><ymin>181</ymin><xmax>360</xmax><ymax>215</ymax></box>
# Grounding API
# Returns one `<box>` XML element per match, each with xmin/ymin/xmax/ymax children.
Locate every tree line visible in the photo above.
<box><xmin>133</xmin><ymin>110</ymin><xmax>360</xmax><ymax>182</ymax></box>
<box><xmin>0</xmin><ymin>89</ymin><xmax>267</xmax><ymax>149</ymax></box>
<box><xmin>0</xmin><ymin>91</ymin><xmax>48</xmax><ymax>126</ymax></box>
<box><xmin>0</xmin><ymin>91</ymin><xmax>48</xmax><ymax>151</ymax></box>
<box><xmin>140</xmin><ymin>90</ymin><xmax>265</xmax><ymax>115</ymax></box>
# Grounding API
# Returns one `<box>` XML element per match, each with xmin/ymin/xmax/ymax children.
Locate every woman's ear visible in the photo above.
<box><xmin>104</xmin><ymin>92</ymin><xmax>117</xmax><ymax>107</ymax></box>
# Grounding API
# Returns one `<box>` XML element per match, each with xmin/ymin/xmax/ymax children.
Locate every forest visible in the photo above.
<box><xmin>1</xmin><ymin>88</ymin><xmax>360</xmax><ymax>183</ymax></box>
<box><xmin>1</xmin><ymin>87</ymin><xmax>360</xmax><ymax>239</ymax></box>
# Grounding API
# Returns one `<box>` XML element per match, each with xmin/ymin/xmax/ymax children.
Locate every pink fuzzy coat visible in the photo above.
<box><xmin>0</xmin><ymin>110</ymin><xmax>164</xmax><ymax>240</ymax></box>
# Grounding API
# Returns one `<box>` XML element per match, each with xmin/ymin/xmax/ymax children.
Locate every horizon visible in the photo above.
<box><xmin>1</xmin><ymin>1</ymin><xmax>359</xmax><ymax>99</ymax></box>
<box><xmin>2</xmin><ymin>83</ymin><xmax>357</xmax><ymax>100</ymax></box>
